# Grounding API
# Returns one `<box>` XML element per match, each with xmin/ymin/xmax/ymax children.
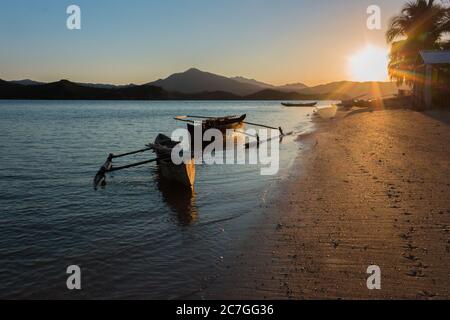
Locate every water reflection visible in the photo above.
<box><xmin>155</xmin><ymin>168</ymin><xmax>198</xmax><ymax>226</ymax></box>
<box><xmin>0</xmin><ymin>100</ymin><xmax>315</xmax><ymax>299</ymax></box>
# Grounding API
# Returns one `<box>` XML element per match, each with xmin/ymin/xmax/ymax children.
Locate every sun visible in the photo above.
<box><xmin>348</xmin><ymin>45</ymin><xmax>389</xmax><ymax>82</ymax></box>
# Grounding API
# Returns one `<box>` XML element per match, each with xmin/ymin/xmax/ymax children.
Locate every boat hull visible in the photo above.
<box><xmin>150</xmin><ymin>134</ymin><xmax>196</xmax><ymax>188</ymax></box>
<box><xmin>158</xmin><ymin>158</ymin><xmax>195</xmax><ymax>188</ymax></box>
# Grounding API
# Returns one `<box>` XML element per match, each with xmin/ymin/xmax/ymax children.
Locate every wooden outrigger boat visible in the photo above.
<box><xmin>200</xmin><ymin>114</ymin><xmax>247</xmax><ymax>130</ymax></box>
<box><xmin>93</xmin><ymin>115</ymin><xmax>293</xmax><ymax>191</ymax></box>
<box><xmin>175</xmin><ymin>114</ymin><xmax>246</xmax><ymax>134</ymax></box>
<box><xmin>147</xmin><ymin>134</ymin><xmax>195</xmax><ymax>188</ymax></box>
<box><xmin>187</xmin><ymin>115</ymin><xmax>246</xmax><ymax>144</ymax></box>
<box><xmin>175</xmin><ymin>113</ymin><xmax>293</xmax><ymax>150</ymax></box>
<box><xmin>93</xmin><ymin>134</ymin><xmax>195</xmax><ymax>190</ymax></box>
<box><xmin>175</xmin><ymin>114</ymin><xmax>247</xmax><ymax>150</ymax></box>
<box><xmin>281</xmin><ymin>102</ymin><xmax>317</xmax><ymax>107</ymax></box>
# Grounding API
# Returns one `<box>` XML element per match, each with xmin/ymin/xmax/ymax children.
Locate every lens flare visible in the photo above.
<box><xmin>349</xmin><ymin>45</ymin><xmax>389</xmax><ymax>82</ymax></box>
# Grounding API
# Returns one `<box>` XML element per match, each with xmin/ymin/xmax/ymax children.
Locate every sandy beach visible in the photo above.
<box><xmin>201</xmin><ymin>108</ymin><xmax>450</xmax><ymax>300</ymax></box>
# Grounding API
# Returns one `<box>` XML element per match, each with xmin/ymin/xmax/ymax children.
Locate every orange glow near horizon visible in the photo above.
<box><xmin>348</xmin><ymin>45</ymin><xmax>389</xmax><ymax>82</ymax></box>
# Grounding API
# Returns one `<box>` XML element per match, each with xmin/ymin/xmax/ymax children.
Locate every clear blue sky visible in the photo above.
<box><xmin>0</xmin><ymin>0</ymin><xmax>408</xmax><ymax>85</ymax></box>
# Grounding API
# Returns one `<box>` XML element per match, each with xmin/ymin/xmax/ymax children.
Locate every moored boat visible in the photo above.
<box><xmin>185</xmin><ymin>114</ymin><xmax>246</xmax><ymax>135</ymax></box>
<box><xmin>337</xmin><ymin>99</ymin><xmax>372</xmax><ymax>108</ymax></box>
<box><xmin>174</xmin><ymin>114</ymin><xmax>246</xmax><ymax>150</ymax></box>
<box><xmin>281</xmin><ymin>102</ymin><xmax>317</xmax><ymax>107</ymax></box>
<box><xmin>202</xmin><ymin>114</ymin><xmax>247</xmax><ymax>129</ymax></box>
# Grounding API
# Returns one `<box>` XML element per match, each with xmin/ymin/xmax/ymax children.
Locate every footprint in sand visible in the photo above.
<box><xmin>405</xmin><ymin>243</ymin><xmax>418</xmax><ymax>250</ymax></box>
<box><xmin>418</xmin><ymin>290</ymin><xmax>436</xmax><ymax>298</ymax></box>
<box><xmin>403</xmin><ymin>253</ymin><xmax>419</xmax><ymax>261</ymax></box>
<box><xmin>407</xmin><ymin>269</ymin><xmax>425</xmax><ymax>277</ymax></box>
<box><xmin>400</xmin><ymin>233</ymin><xmax>411</xmax><ymax>240</ymax></box>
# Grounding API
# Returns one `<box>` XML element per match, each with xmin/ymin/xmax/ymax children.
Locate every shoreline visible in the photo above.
<box><xmin>199</xmin><ymin>107</ymin><xmax>450</xmax><ymax>299</ymax></box>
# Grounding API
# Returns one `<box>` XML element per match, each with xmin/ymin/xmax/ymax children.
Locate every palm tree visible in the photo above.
<box><xmin>386</xmin><ymin>0</ymin><xmax>449</xmax><ymax>85</ymax></box>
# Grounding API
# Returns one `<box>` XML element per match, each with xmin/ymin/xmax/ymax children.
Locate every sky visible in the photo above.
<box><xmin>0</xmin><ymin>0</ymin><xmax>409</xmax><ymax>86</ymax></box>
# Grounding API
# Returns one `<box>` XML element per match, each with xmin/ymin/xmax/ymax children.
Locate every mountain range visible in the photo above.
<box><xmin>1</xmin><ymin>68</ymin><xmax>401</xmax><ymax>100</ymax></box>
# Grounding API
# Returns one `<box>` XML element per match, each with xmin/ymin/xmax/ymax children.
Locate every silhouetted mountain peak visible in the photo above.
<box><xmin>185</xmin><ymin>67</ymin><xmax>202</xmax><ymax>73</ymax></box>
<box><xmin>147</xmin><ymin>68</ymin><xmax>266</xmax><ymax>95</ymax></box>
<box><xmin>10</xmin><ymin>79</ymin><xmax>44</xmax><ymax>86</ymax></box>
<box><xmin>281</xmin><ymin>82</ymin><xmax>308</xmax><ymax>87</ymax></box>
<box><xmin>58</xmin><ymin>79</ymin><xmax>72</xmax><ymax>84</ymax></box>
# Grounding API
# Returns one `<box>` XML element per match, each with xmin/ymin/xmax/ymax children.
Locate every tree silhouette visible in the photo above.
<box><xmin>386</xmin><ymin>0</ymin><xmax>449</xmax><ymax>85</ymax></box>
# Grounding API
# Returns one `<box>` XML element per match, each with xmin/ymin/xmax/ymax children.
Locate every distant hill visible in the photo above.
<box><xmin>245</xmin><ymin>89</ymin><xmax>348</xmax><ymax>101</ymax></box>
<box><xmin>1</xmin><ymin>68</ymin><xmax>402</xmax><ymax>101</ymax></box>
<box><xmin>10</xmin><ymin>79</ymin><xmax>136</xmax><ymax>89</ymax></box>
<box><xmin>0</xmin><ymin>79</ymin><xmax>347</xmax><ymax>100</ymax></box>
<box><xmin>298</xmin><ymin>81</ymin><xmax>401</xmax><ymax>100</ymax></box>
<box><xmin>76</xmin><ymin>82</ymin><xmax>136</xmax><ymax>89</ymax></box>
<box><xmin>9</xmin><ymin>79</ymin><xmax>138</xmax><ymax>89</ymax></box>
<box><xmin>231</xmin><ymin>76</ymin><xmax>274</xmax><ymax>89</ymax></box>
<box><xmin>148</xmin><ymin>68</ymin><xmax>267</xmax><ymax>96</ymax></box>
<box><xmin>245</xmin><ymin>89</ymin><xmax>310</xmax><ymax>100</ymax></box>
<box><xmin>0</xmin><ymin>79</ymin><xmax>245</xmax><ymax>100</ymax></box>
<box><xmin>173</xmin><ymin>90</ymin><xmax>241</xmax><ymax>100</ymax></box>
<box><xmin>10</xmin><ymin>79</ymin><xmax>45</xmax><ymax>86</ymax></box>
<box><xmin>146</xmin><ymin>68</ymin><xmax>398</xmax><ymax>99</ymax></box>
<box><xmin>232</xmin><ymin>77</ymin><xmax>309</xmax><ymax>93</ymax></box>
<box><xmin>277</xmin><ymin>83</ymin><xmax>308</xmax><ymax>92</ymax></box>
<box><xmin>0</xmin><ymin>79</ymin><xmax>167</xmax><ymax>100</ymax></box>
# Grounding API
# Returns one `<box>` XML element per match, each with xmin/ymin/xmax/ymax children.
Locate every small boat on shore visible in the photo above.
<box><xmin>281</xmin><ymin>102</ymin><xmax>317</xmax><ymax>107</ymax></box>
<box><xmin>338</xmin><ymin>99</ymin><xmax>372</xmax><ymax>108</ymax></box>
<box><xmin>148</xmin><ymin>134</ymin><xmax>196</xmax><ymax>188</ymax></box>
<box><xmin>314</xmin><ymin>104</ymin><xmax>338</xmax><ymax>119</ymax></box>
<box><xmin>337</xmin><ymin>94</ymin><xmax>371</xmax><ymax>109</ymax></box>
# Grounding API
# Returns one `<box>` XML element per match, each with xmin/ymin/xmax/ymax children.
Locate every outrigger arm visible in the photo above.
<box><xmin>93</xmin><ymin>147</ymin><xmax>169</xmax><ymax>190</ymax></box>
<box><xmin>175</xmin><ymin>115</ymin><xmax>286</xmax><ymax>136</ymax></box>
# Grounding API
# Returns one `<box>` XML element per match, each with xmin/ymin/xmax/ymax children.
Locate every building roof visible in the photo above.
<box><xmin>419</xmin><ymin>50</ymin><xmax>450</xmax><ymax>65</ymax></box>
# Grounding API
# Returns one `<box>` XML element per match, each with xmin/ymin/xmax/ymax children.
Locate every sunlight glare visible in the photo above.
<box><xmin>348</xmin><ymin>45</ymin><xmax>389</xmax><ymax>82</ymax></box>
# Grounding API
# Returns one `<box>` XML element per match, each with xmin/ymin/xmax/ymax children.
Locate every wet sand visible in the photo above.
<box><xmin>201</xmin><ymin>108</ymin><xmax>450</xmax><ymax>300</ymax></box>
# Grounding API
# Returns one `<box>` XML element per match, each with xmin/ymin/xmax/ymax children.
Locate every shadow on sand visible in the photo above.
<box><xmin>422</xmin><ymin>109</ymin><xmax>450</xmax><ymax>125</ymax></box>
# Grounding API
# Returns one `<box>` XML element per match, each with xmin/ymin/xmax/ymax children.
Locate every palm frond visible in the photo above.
<box><xmin>385</xmin><ymin>0</ymin><xmax>448</xmax><ymax>85</ymax></box>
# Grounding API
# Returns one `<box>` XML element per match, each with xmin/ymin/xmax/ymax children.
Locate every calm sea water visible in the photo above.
<box><xmin>0</xmin><ymin>100</ymin><xmax>324</xmax><ymax>299</ymax></box>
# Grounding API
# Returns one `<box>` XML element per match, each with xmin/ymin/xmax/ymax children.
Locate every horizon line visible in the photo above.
<box><xmin>2</xmin><ymin>67</ymin><xmax>396</xmax><ymax>88</ymax></box>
